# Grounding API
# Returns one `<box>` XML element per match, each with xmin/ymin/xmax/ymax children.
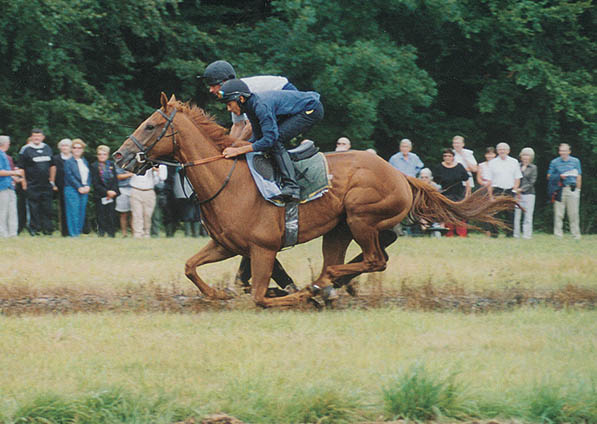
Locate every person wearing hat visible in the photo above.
<box><xmin>200</xmin><ymin>60</ymin><xmax>298</xmax><ymax>139</ymax></box>
<box><xmin>218</xmin><ymin>79</ymin><xmax>324</xmax><ymax>202</ymax></box>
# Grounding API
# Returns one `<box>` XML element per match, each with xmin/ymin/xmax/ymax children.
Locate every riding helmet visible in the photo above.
<box><xmin>201</xmin><ymin>60</ymin><xmax>236</xmax><ymax>86</ymax></box>
<box><xmin>218</xmin><ymin>79</ymin><xmax>252</xmax><ymax>103</ymax></box>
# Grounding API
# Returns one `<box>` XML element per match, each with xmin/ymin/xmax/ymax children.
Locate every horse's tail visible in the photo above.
<box><xmin>406</xmin><ymin>177</ymin><xmax>518</xmax><ymax>228</ymax></box>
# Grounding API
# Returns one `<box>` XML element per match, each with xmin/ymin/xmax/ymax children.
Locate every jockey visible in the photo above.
<box><xmin>200</xmin><ymin>60</ymin><xmax>298</xmax><ymax>139</ymax></box>
<box><xmin>218</xmin><ymin>79</ymin><xmax>324</xmax><ymax>202</ymax></box>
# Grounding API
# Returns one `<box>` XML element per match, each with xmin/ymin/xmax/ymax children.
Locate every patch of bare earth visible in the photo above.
<box><xmin>1</xmin><ymin>279</ymin><xmax>595</xmax><ymax>315</ymax></box>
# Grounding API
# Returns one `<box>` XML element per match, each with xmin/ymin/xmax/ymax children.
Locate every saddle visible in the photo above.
<box><xmin>246</xmin><ymin>141</ymin><xmax>331</xmax><ymax>248</ymax></box>
<box><xmin>246</xmin><ymin>141</ymin><xmax>331</xmax><ymax>207</ymax></box>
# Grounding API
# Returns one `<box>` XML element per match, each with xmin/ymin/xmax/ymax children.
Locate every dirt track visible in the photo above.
<box><xmin>1</xmin><ymin>280</ymin><xmax>595</xmax><ymax>315</ymax></box>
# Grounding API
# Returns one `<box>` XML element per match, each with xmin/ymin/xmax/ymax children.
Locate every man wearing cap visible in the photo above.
<box><xmin>389</xmin><ymin>138</ymin><xmax>424</xmax><ymax>177</ymax></box>
<box><xmin>200</xmin><ymin>60</ymin><xmax>298</xmax><ymax>139</ymax></box>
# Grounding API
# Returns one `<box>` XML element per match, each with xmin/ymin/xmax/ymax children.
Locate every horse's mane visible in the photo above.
<box><xmin>173</xmin><ymin>101</ymin><xmax>236</xmax><ymax>151</ymax></box>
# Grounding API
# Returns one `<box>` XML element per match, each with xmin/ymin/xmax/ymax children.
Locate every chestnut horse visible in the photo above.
<box><xmin>114</xmin><ymin>93</ymin><xmax>516</xmax><ymax>308</ymax></box>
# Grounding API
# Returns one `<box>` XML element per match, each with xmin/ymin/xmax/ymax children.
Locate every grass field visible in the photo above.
<box><xmin>1</xmin><ymin>234</ymin><xmax>596</xmax><ymax>423</ymax></box>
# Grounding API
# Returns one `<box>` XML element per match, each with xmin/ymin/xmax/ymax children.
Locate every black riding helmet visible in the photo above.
<box><xmin>200</xmin><ymin>60</ymin><xmax>236</xmax><ymax>86</ymax></box>
<box><xmin>218</xmin><ymin>79</ymin><xmax>252</xmax><ymax>103</ymax></box>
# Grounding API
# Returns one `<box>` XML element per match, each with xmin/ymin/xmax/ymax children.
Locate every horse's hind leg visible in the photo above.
<box><xmin>334</xmin><ymin>229</ymin><xmax>397</xmax><ymax>289</ymax></box>
<box><xmin>185</xmin><ymin>239</ymin><xmax>237</xmax><ymax>300</ymax></box>
<box><xmin>250</xmin><ymin>246</ymin><xmax>313</xmax><ymax>308</ymax></box>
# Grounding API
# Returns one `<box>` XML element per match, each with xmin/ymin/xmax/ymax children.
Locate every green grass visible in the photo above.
<box><xmin>1</xmin><ymin>233</ymin><xmax>596</xmax><ymax>292</ymax></box>
<box><xmin>1</xmin><ymin>234</ymin><xmax>596</xmax><ymax>422</ymax></box>
<box><xmin>1</xmin><ymin>309</ymin><xmax>597</xmax><ymax>422</ymax></box>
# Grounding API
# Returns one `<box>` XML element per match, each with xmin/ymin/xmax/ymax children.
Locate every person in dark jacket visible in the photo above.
<box><xmin>17</xmin><ymin>129</ymin><xmax>55</xmax><ymax>235</ymax></box>
<box><xmin>90</xmin><ymin>145</ymin><xmax>120</xmax><ymax>237</ymax></box>
<box><xmin>218</xmin><ymin>79</ymin><xmax>324</xmax><ymax>202</ymax></box>
<box><xmin>63</xmin><ymin>138</ymin><xmax>91</xmax><ymax>237</ymax></box>
<box><xmin>50</xmin><ymin>138</ymin><xmax>72</xmax><ymax>236</ymax></box>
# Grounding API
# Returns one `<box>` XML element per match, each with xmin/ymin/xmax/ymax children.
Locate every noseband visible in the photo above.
<box><xmin>128</xmin><ymin>108</ymin><xmax>178</xmax><ymax>164</ymax></box>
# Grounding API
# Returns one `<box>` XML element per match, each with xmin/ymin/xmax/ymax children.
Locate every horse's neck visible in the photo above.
<box><xmin>176</xmin><ymin>121</ymin><xmax>240</xmax><ymax>205</ymax></box>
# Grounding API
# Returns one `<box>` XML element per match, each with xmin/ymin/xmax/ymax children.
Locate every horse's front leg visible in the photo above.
<box><xmin>184</xmin><ymin>239</ymin><xmax>237</xmax><ymax>299</ymax></box>
<box><xmin>249</xmin><ymin>246</ymin><xmax>313</xmax><ymax>308</ymax></box>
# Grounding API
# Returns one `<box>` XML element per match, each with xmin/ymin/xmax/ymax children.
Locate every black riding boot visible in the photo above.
<box><xmin>272</xmin><ymin>149</ymin><xmax>300</xmax><ymax>202</ymax></box>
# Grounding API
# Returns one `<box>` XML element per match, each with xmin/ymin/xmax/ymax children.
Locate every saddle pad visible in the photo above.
<box><xmin>246</xmin><ymin>151</ymin><xmax>331</xmax><ymax>207</ymax></box>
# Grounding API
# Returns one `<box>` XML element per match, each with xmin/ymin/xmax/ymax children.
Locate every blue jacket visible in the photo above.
<box><xmin>64</xmin><ymin>157</ymin><xmax>91</xmax><ymax>189</ymax></box>
<box><xmin>244</xmin><ymin>90</ymin><xmax>321</xmax><ymax>152</ymax></box>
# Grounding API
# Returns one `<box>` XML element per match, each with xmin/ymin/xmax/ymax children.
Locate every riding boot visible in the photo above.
<box><xmin>272</xmin><ymin>149</ymin><xmax>300</xmax><ymax>202</ymax></box>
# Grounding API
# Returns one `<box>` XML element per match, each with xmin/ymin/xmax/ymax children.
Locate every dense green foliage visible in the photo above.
<box><xmin>0</xmin><ymin>0</ymin><xmax>595</xmax><ymax>231</ymax></box>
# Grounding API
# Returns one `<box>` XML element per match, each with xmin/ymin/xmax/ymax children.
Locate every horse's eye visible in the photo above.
<box><xmin>146</xmin><ymin>124</ymin><xmax>155</xmax><ymax>131</ymax></box>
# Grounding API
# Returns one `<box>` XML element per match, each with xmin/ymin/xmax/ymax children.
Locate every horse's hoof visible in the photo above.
<box><xmin>310</xmin><ymin>284</ymin><xmax>322</xmax><ymax>296</ymax></box>
<box><xmin>322</xmin><ymin>286</ymin><xmax>339</xmax><ymax>301</ymax></box>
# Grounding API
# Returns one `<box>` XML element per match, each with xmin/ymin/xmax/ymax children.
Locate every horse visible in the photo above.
<box><xmin>114</xmin><ymin>93</ymin><xmax>517</xmax><ymax>308</ymax></box>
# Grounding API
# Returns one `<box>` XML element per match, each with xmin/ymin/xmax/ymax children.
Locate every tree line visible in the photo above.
<box><xmin>0</xmin><ymin>0</ymin><xmax>595</xmax><ymax>232</ymax></box>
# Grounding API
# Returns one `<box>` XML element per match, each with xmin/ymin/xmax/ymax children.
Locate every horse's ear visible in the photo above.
<box><xmin>169</xmin><ymin>94</ymin><xmax>177</xmax><ymax>103</ymax></box>
<box><xmin>160</xmin><ymin>92</ymin><xmax>168</xmax><ymax>109</ymax></box>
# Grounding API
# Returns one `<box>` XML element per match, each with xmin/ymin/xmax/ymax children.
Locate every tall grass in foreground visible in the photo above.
<box><xmin>5</xmin><ymin>378</ymin><xmax>597</xmax><ymax>423</ymax></box>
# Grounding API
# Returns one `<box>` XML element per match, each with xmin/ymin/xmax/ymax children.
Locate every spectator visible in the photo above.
<box><xmin>419</xmin><ymin>168</ymin><xmax>441</xmax><ymax>190</ymax></box>
<box><xmin>17</xmin><ymin>128</ymin><xmax>55</xmax><ymax>236</ymax></box>
<box><xmin>389</xmin><ymin>138</ymin><xmax>424</xmax><ymax>177</ymax></box>
<box><xmin>433</xmin><ymin>148</ymin><xmax>470</xmax><ymax>237</ymax></box>
<box><xmin>63</xmin><ymin>138</ymin><xmax>91</xmax><ymax>237</ymax></box>
<box><xmin>172</xmin><ymin>166</ymin><xmax>204</xmax><ymax>237</ymax></box>
<box><xmin>547</xmin><ymin>143</ymin><xmax>582</xmax><ymax>239</ymax></box>
<box><xmin>513</xmin><ymin>147</ymin><xmax>537</xmax><ymax>239</ymax></box>
<box><xmin>151</xmin><ymin>174</ymin><xmax>169</xmax><ymax>237</ymax></box>
<box><xmin>15</xmin><ymin>139</ymin><xmax>29</xmax><ymax>234</ymax></box>
<box><xmin>476</xmin><ymin>147</ymin><xmax>497</xmax><ymax>237</ymax></box>
<box><xmin>129</xmin><ymin>165</ymin><xmax>167</xmax><ymax>238</ymax></box>
<box><xmin>50</xmin><ymin>138</ymin><xmax>72</xmax><ymax>237</ymax></box>
<box><xmin>476</xmin><ymin>147</ymin><xmax>496</xmax><ymax>188</ymax></box>
<box><xmin>418</xmin><ymin>168</ymin><xmax>444</xmax><ymax>238</ymax></box>
<box><xmin>115</xmin><ymin>164</ymin><xmax>134</xmax><ymax>237</ymax></box>
<box><xmin>90</xmin><ymin>145</ymin><xmax>119</xmax><ymax>237</ymax></box>
<box><xmin>0</xmin><ymin>135</ymin><xmax>22</xmax><ymax>237</ymax></box>
<box><xmin>365</xmin><ymin>148</ymin><xmax>377</xmax><ymax>155</ymax></box>
<box><xmin>487</xmin><ymin>142</ymin><xmax>522</xmax><ymax>237</ymax></box>
<box><xmin>452</xmin><ymin>135</ymin><xmax>477</xmax><ymax>196</ymax></box>
<box><xmin>335</xmin><ymin>137</ymin><xmax>351</xmax><ymax>152</ymax></box>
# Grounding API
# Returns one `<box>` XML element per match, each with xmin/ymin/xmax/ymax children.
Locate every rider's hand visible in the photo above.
<box><xmin>223</xmin><ymin>147</ymin><xmax>240</xmax><ymax>158</ymax></box>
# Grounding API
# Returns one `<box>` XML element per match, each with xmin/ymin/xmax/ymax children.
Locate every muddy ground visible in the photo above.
<box><xmin>1</xmin><ymin>279</ymin><xmax>595</xmax><ymax>315</ymax></box>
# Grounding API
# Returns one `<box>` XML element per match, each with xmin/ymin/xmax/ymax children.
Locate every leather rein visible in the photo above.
<box><xmin>127</xmin><ymin>107</ymin><xmax>237</xmax><ymax>205</ymax></box>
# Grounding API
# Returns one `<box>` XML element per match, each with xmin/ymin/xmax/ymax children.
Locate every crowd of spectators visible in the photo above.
<box><xmin>0</xmin><ymin>129</ymin><xmax>206</xmax><ymax>238</ymax></box>
<box><xmin>380</xmin><ymin>136</ymin><xmax>582</xmax><ymax>240</ymax></box>
<box><xmin>0</xmin><ymin>129</ymin><xmax>583</xmax><ymax>240</ymax></box>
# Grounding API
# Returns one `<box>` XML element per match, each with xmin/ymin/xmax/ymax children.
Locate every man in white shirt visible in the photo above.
<box><xmin>452</xmin><ymin>135</ymin><xmax>477</xmax><ymax>195</ymax></box>
<box><xmin>487</xmin><ymin>142</ymin><xmax>522</xmax><ymax>237</ymax></box>
<box><xmin>129</xmin><ymin>165</ymin><xmax>167</xmax><ymax>238</ymax></box>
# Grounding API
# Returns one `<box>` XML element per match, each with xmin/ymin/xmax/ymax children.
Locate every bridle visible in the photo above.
<box><xmin>128</xmin><ymin>108</ymin><xmax>178</xmax><ymax>165</ymax></box>
<box><xmin>127</xmin><ymin>106</ymin><xmax>237</xmax><ymax>205</ymax></box>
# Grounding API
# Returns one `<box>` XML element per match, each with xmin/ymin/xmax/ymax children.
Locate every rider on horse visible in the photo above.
<box><xmin>218</xmin><ymin>78</ymin><xmax>324</xmax><ymax>202</ymax></box>
<box><xmin>200</xmin><ymin>60</ymin><xmax>298</xmax><ymax>140</ymax></box>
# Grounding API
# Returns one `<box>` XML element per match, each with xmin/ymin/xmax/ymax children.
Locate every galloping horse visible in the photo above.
<box><xmin>114</xmin><ymin>93</ymin><xmax>516</xmax><ymax>308</ymax></box>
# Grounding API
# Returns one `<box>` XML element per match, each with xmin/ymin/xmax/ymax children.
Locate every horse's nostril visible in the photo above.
<box><xmin>113</xmin><ymin>152</ymin><xmax>122</xmax><ymax>160</ymax></box>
